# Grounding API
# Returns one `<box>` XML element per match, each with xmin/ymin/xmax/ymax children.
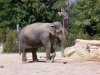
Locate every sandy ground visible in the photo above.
<box><xmin>0</xmin><ymin>52</ymin><xmax>100</xmax><ymax>75</ymax></box>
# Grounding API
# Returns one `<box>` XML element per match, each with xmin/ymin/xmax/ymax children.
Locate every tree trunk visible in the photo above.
<box><xmin>58</xmin><ymin>0</ymin><xmax>71</xmax><ymax>30</ymax></box>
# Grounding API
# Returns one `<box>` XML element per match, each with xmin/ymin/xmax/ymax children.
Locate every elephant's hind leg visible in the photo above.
<box><xmin>31</xmin><ymin>49</ymin><xmax>39</xmax><ymax>62</ymax></box>
<box><xmin>22</xmin><ymin>48</ymin><xmax>27</xmax><ymax>64</ymax></box>
<box><xmin>20</xmin><ymin>43</ymin><xmax>28</xmax><ymax>64</ymax></box>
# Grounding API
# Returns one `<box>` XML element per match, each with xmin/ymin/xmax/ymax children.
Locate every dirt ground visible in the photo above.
<box><xmin>0</xmin><ymin>52</ymin><xmax>100</xmax><ymax>75</ymax></box>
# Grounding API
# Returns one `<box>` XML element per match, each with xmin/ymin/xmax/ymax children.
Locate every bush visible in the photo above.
<box><xmin>0</xmin><ymin>28</ymin><xmax>6</xmax><ymax>43</ymax></box>
<box><xmin>53</xmin><ymin>44</ymin><xmax>61</xmax><ymax>51</ymax></box>
<box><xmin>3</xmin><ymin>30</ymin><xmax>19</xmax><ymax>53</ymax></box>
<box><xmin>38</xmin><ymin>47</ymin><xmax>45</xmax><ymax>52</ymax></box>
<box><xmin>37</xmin><ymin>44</ymin><xmax>61</xmax><ymax>52</ymax></box>
<box><xmin>0</xmin><ymin>28</ymin><xmax>3</xmax><ymax>43</ymax></box>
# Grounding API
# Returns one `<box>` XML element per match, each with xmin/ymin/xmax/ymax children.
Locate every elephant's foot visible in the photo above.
<box><xmin>22</xmin><ymin>59</ymin><xmax>28</xmax><ymax>64</ymax></box>
<box><xmin>50</xmin><ymin>52</ymin><xmax>56</xmax><ymax>63</ymax></box>
<box><xmin>51</xmin><ymin>58</ymin><xmax>54</xmax><ymax>63</ymax></box>
<box><xmin>46</xmin><ymin>59</ymin><xmax>54</xmax><ymax>63</ymax></box>
<box><xmin>46</xmin><ymin>59</ymin><xmax>51</xmax><ymax>63</ymax></box>
<box><xmin>33</xmin><ymin>59</ymin><xmax>39</xmax><ymax>62</ymax></box>
<box><xmin>22</xmin><ymin>61</ymin><xmax>28</xmax><ymax>64</ymax></box>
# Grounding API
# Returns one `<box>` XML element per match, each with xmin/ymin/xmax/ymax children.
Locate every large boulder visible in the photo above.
<box><xmin>64</xmin><ymin>42</ymin><xmax>88</xmax><ymax>57</ymax></box>
<box><xmin>63</xmin><ymin>39</ymin><xmax>100</xmax><ymax>62</ymax></box>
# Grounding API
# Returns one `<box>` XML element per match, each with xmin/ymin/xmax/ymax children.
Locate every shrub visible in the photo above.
<box><xmin>37</xmin><ymin>43</ymin><xmax>61</xmax><ymax>52</ymax></box>
<box><xmin>3</xmin><ymin>30</ymin><xmax>19</xmax><ymax>53</ymax></box>
<box><xmin>0</xmin><ymin>28</ymin><xmax>3</xmax><ymax>43</ymax></box>
<box><xmin>0</xmin><ymin>28</ymin><xmax>6</xmax><ymax>43</ymax></box>
<box><xmin>38</xmin><ymin>47</ymin><xmax>45</xmax><ymax>52</ymax></box>
<box><xmin>54</xmin><ymin>44</ymin><xmax>61</xmax><ymax>51</ymax></box>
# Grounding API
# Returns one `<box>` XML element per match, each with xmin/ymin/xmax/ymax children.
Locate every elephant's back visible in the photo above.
<box><xmin>19</xmin><ymin>22</ymin><xmax>50</xmax><ymax>40</ymax></box>
<box><xmin>24</xmin><ymin>23</ymin><xmax>49</xmax><ymax>33</ymax></box>
<box><xmin>22</xmin><ymin>22</ymin><xmax>49</xmax><ymax>31</ymax></box>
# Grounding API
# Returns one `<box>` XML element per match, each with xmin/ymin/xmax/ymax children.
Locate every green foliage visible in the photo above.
<box><xmin>3</xmin><ymin>30</ymin><xmax>18</xmax><ymax>53</ymax></box>
<box><xmin>0</xmin><ymin>0</ymin><xmax>65</xmax><ymax>28</ymax></box>
<box><xmin>54</xmin><ymin>44</ymin><xmax>61</xmax><ymax>51</ymax></box>
<box><xmin>0</xmin><ymin>28</ymin><xmax>6</xmax><ymax>43</ymax></box>
<box><xmin>38</xmin><ymin>47</ymin><xmax>45</xmax><ymax>52</ymax></box>
<box><xmin>37</xmin><ymin>44</ymin><xmax>61</xmax><ymax>52</ymax></box>
<box><xmin>69</xmin><ymin>0</ymin><xmax>100</xmax><ymax>36</ymax></box>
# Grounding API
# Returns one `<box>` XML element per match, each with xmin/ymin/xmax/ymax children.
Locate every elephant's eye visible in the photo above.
<box><xmin>54</xmin><ymin>26</ymin><xmax>57</xmax><ymax>29</ymax></box>
<box><xmin>57</xmin><ymin>30</ymin><xmax>62</xmax><ymax>35</ymax></box>
<box><xmin>59</xmin><ymin>30</ymin><xmax>62</xmax><ymax>34</ymax></box>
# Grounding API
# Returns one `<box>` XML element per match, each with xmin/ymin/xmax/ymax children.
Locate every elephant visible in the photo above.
<box><xmin>18</xmin><ymin>21</ymin><xmax>65</xmax><ymax>63</ymax></box>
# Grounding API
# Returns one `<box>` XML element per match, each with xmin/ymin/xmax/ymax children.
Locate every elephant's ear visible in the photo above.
<box><xmin>48</xmin><ymin>24</ymin><xmax>55</xmax><ymax>35</ymax></box>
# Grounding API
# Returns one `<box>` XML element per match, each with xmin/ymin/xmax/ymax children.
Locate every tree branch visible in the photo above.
<box><xmin>58</xmin><ymin>0</ymin><xmax>71</xmax><ymax>29</ymax></box>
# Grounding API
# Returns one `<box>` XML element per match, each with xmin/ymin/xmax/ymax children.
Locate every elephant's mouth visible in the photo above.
<box><xmin>57</xmin><ymin>33</ymin><xmax>62</xmax><ymax>40</ymax></box>
<box><xmin>57</xmin><ymin>35</ymin><xmax>61</xmax><ymax>40</ymax></box>
<box><xmin>56</xmin><ymin>30</ymin><xmax>62</xmax><ymax>39</ymax></box>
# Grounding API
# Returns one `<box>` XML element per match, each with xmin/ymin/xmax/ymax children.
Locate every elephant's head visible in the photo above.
<box><xmin>49</xmin><ymin>22</ymin><xmax>65</xmax><ymax>57</ymax></box>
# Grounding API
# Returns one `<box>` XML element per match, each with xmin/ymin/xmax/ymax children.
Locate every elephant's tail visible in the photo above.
<box><xmin>18</xmin><ymin>42</ymin><xmax>21</xmax><ymax>55</ymax></box>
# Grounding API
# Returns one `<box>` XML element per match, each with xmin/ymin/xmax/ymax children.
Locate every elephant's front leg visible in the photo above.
<box><xmin>41</xmin><ymin>36</ymin><xmax>52</xmax><ymax>63</ymax></box>
<box><xmin>45</xmin><ymin>41</ymin><xmax>52</xmax><ymax>63</ymax></box>
<box><xmin>50</xmin><ymin>45</ymin><xmax>56</xmax><ymax>63</ymax></box>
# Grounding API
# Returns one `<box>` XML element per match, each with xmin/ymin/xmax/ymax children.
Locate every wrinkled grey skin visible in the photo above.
<box><xmin>19</xmin><ymin>22</ymin><xmax>65</xmax><ymax>63</ymax></box>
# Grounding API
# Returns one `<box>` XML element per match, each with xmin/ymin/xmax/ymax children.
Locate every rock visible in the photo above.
<box><xmin>89</xmin><ymin>45</ymin><xmax>99</xmax><ymax>49</ymax></box>
<box><xmin>75</xmin><ymin>39</ymin><xmax>100</xmax><ymax>46</ymax></box>
<box><xmin>0</xmin><ymin>65</ymin><xmax>4</xmax><ymax>68</ymax></box>
<box><xmin>74</xmin><ymin>42</ymin><xmax>88</xmax><ymax>50</ymax></box>
<box><xmin>89</xmin><ymin>50</ymin><xmax>98</xmax><ymax>59</ymax></box>
<box><xmin>97</xmin><ymin>49</ymin><xmax>100</xmax><ymax>58</ymax></box>
<box><xmin>64</xmin><ymin>42</ymin><xmax>88</xmax><ymax>57</ymax></box>
<box><xmin>64</xmin><ymin>46</ymin><xmax>75</xmax><ymax>56</ymax></box>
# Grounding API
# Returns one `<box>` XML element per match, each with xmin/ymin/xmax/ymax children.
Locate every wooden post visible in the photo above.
<box><xmin>58</xmin><ymin>0</ymin><xmax>71</xmax><ymax>30</ymax></box>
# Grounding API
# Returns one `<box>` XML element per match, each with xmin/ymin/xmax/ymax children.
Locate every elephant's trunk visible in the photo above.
<box><xmin>60</xmin><ymin>30</ymin><xmax>65</xmax><ymax>57</ymax></box>
<box><xmin>18</xmin><ymin>42</ymin><xmax>21</xmax><ymax>55</ymax></box>
<box><xmin>61</xmin><ymin>42</ymin><xmax>65</xmax><ymax>57</ymax></box>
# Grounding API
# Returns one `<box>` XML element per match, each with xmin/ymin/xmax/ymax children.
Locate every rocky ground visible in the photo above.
<box><xmin>0</xmin><ymin>52</ymin><xmax>100</xmax><ymax>75</ymax></box>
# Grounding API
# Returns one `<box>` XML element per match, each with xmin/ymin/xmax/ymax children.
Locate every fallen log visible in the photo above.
<box><xmin>75</xmin><ymin>39</ymin><xmax>100</xmax><ymax>46</ymax></box>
